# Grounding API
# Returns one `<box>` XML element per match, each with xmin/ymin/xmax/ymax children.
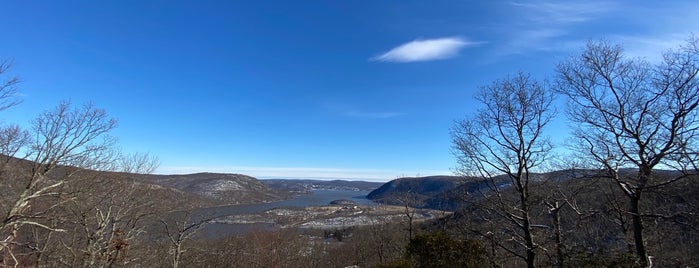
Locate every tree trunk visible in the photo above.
<box><xmin>521</xmin><ymin>194</ymin><xmax>536</xmax><ymax>268</ymax></box>
<box><xmin>173</xmin><ymin>241</ymin><xmax>182</xmax><ymax>268</ymax></box>
<box><xmin>630</xmin><ymin>196</ymin><xmax>647</xmax><ymax>267</ymax></box>
<box><xmin>523</xmin><ymin>214</ymin><xmax>536</xmax><ymax>268</ymax></box>
<box><xmin>552</xmin><ymin>204</ymin><xmax>564</xmax><ymax>268</ymax></box>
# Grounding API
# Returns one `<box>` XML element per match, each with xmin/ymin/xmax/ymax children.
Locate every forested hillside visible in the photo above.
<box><xmin>367</xmin><ymin>170</ymin><xmax>699</xmax><ymax>267</ymax></box>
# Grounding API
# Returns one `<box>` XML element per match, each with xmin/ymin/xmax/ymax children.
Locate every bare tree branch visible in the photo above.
<box><xmin>555</xmin><ymin>37</ymin><xmax>699</xmax><ymax>266</ymax></box>
<box><xmin>452</xmin><ymin>72</ymin><xmax>555</xmax><ymax>268</ymax></box>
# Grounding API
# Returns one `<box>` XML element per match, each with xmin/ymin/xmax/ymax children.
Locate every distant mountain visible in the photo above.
<box><xmin>368</xmin><ymin>174</ymin><xmax>542</xmax><ymax>210</ymax></box>
<box><xmin>137</xmin><ymin>173</ymin><xmax>287</xmax><ymax>205</ymax></box>
<box><xmin>1</xmin><ymin>152</ymin><xmax>377</xmax><ymax>208</ymax></box>
<box><xmin>262</xmin><ymin>179</ymin><xmax>383</xmax><ymax>193</ymax></box>
<box><xmin>0</xmin><ymin>154</ymin><xmax>213</xmax><ymax>212</ymax></box>
<box><xmin>366</xmin><ymin>176</ymin><xmax>474</xmax><ymax>210</ymax></box>
<box><xmin>365</xmin><ymin>169</ymin><xmax>693</xmax><ymax>211</ymax></box>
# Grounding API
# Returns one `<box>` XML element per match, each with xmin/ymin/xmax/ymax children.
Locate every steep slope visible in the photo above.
<box><xmin>366</xmin><ymin>176</ymin><xmax>471</xmax><ymax>209</ymax></box>
<box><xmin>367</xmin><ymin>174</ymin><xmax>518</xmax><ymax>210</ymax></box>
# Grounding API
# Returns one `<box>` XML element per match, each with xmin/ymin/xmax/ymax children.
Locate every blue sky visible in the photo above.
<box><xmin>1</xmin><ymin>1</ymin><xmax>697</xmax><ymax>181</ymax></box>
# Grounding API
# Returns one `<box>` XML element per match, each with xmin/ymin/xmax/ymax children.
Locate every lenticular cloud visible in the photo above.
<box><xmin>372</xmin><ymin>37</ymin><xmax>472</xmax><ymax>62</ymax></box>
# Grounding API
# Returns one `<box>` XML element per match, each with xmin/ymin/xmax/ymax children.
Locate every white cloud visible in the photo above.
<box><xmin>371</xmin><ymin>37</ymin><xmax>476</xmax><ymax>62</ymax></box>
<box><xmin>156</xmin><ymin>166</ymin><xmax>450</xmax><ymax>182</ymax></box>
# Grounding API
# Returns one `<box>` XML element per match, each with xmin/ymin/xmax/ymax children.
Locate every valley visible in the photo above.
<box><xmin>2</xmin><ymin>154</ymin><xmax>697</xmax><ymax>267</ymax></box>
<box><xmin>131</xmin><ymin>173</ymin><xmax>448</xmax><ymax>238</ymax></box>
<box><xmin>190</xmin><ymin>189</ymin><xmax>448</xmax><ymax>238</ymax></box>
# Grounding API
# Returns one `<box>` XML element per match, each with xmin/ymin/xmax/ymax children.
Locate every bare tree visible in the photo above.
<box><xmin>0</xmin><ymin>59</ymin><xmax>27</xmax><ymax>177</ymax></box>
<box><xmin>35</xmin><ymin>151</ymin><xmax>161</xmax><ymax>267</ymax></box>
<box><xmin>555</xmin><ymin>38</ymin><xmax>699</xmax><ymax>266</ymax></box>
<box><xmin>537</xmin><ymin>165</ymin><xmax>603</xmax><ymax>268</ymax></box>
<box><xmin>0</xmin><ymin>101</ymin><xmax>117</xmax><ymax>266</ymax></box>
<box><xmin>452</xmin><ymin>72</ymin><xmax>555</xmax><ymax>268</ymax></box>
<box><xmin>160</xmin><ymin>212</ymin><xmax>213</xmax><ymax>268</ymax></box>
<box><xmin>0</xmin><ymin>60</ymin><xmax>164</xmax><ymax>267</ymax></box>
<box><xmin>0</xmin><ymin>126</ymin><xmax>27</xmax><ymax>157</ymax></box>
<box><xmin>394</xmin><ymin>179</ymin><xmax>420</xmax><ymax>241</ymax></box>
<box><xmin>115</xmin><ymin>152</ymin><xmax>160</xmax><ymax>174</ymax></box>
<box><xmin>0</xmin><ymin>59</ymin><xmax>20</xmax><ymax>112</ymax></box>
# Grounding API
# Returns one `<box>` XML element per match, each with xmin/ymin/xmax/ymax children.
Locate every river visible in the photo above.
<box><xmin>189</xmin><ymin>189</ymin><xmax>374</xmax><ymax>238</ymax></box>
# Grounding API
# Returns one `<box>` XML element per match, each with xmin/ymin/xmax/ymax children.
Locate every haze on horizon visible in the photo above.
<box><xmin>1</xmin><ymin>1</ymin><xmax>697</xmax><ymax>181</ymax></box>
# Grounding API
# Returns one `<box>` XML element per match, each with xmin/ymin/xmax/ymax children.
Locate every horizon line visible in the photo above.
<box><xmin>155</xmin><ymin>165</ymin><xmax>452</xmax><ymax>182</ymax></box>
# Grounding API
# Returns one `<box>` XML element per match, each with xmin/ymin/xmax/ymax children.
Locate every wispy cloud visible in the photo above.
<box><xmin>494</xmin><ymin>1</ymin><xmax>616</xmax><ymax>56</ymax></box>
<box><xmin>156</xmin><ymin>166</ymin><xmax>449</xmax><ymax>182</ymax></box>
<box><xmin>607</xmin><ymin>2</ymin><xmax>699</xmax><ymax>62</ymax></box>
<box><xmin>502</xmin><ymin>29</ymin><xmax>571</xmax><ymax>54</ymax></box>
<box><xmin>371</xmin><ymin>37</ymin><xmax>478</xmax><ymax>63</ymax></box>
<box><xmin>510</xmin><ymin>1</ymin><xmax>616</xmax><ymax>24</ymax></box>
<box><xmin>612</xmin><ymin>34</ymin><xmax>694</xmax><ymax>62</ymax></box>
